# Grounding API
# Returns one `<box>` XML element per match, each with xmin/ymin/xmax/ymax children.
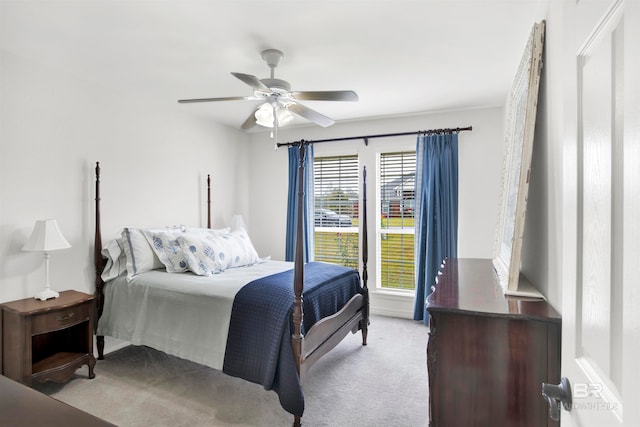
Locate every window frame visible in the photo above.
<box><xmin>312</xmin><ymin>154</ymin><xmax>360</xmax><ymax>269</ymax></box>
<box><xmin>376</xmin><ymin>150</ymin><xmax>417</xmax><ymax>293</ymax></box>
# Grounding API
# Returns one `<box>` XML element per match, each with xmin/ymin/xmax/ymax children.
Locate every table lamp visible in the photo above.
<box><xmin>22</xmin><ymin>219</ymin><xmax>71</xmax><ymax>300</ymax></box>
<box><xmin>231</xmin><ymin>214</ymin><xmax>247</xmax><ymax>231</ymax></box>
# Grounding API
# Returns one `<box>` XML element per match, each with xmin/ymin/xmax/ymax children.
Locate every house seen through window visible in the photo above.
<box><xmin>378</xmin><ymin>151</ymin><xmax>416</xmax><ymax>291</ymax></box>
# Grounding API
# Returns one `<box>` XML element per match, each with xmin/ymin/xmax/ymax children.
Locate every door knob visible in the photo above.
<box><xmin>541</xmin><ymin>377</ymin><xmax>572</xmax><ymax>421</ymax></box>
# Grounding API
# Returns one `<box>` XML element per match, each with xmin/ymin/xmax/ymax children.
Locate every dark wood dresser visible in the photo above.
<box><xmin>426</xmin><ymin>258</ymin><xmax>561</xmax><ymax>427</ymax></box>
<box><xmin>0</xmin><ymin>374</ymin><xmax>114</xmax><ymax>426</ymax></box>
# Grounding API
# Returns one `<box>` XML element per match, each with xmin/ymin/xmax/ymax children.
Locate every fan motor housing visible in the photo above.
<box><xmin>260</xmin><ymin>78</ymin><xmax>291</xmax><ymax>94</ymax></box>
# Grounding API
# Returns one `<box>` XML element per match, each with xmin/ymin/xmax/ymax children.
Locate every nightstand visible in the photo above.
<box><xmin>1</xmin><ymin>290</ymin><xmax>96</xmax><ymax>386</ymax></box>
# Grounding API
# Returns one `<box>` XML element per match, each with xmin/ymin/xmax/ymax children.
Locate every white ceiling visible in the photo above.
<box><xmin>1</xmin><ymin>0</ymin><xmax>546</xmax><ymax>131</ymax></box>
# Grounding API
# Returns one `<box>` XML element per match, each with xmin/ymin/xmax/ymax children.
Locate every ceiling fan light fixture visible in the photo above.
<box><xmin>179</xmin><ymin>48</ymin><xmax>357</xmax><ymax>130</ymax></box>
<box><xmin>255</xmin><ymin>103</ymin><xmax>275</xmax><ymax>128</ymax></box>
<box><xmin>255</xmin><ymin>103</ymin><xmax>295</xmax><ymax>128</ymax></box>
<box><xmin>276</xmin><ymin>107</ymin><xmax>295</xmax><ymax>127</ymax></box>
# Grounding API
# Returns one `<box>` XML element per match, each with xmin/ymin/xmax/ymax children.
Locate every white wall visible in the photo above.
<box><xmin>0</xmin><ymin>51</ymin><xmax>505</xmax><ymax>320</ymax></box>
<box><xmin>0</xmin><ymin>52</ymin><xmax>249</xmax><ymax>303</ymax></box>
<box><xmin>0</xmin><ymin>50</ymin><xmax>511</xmax><ymax>321</ymax></box>
<box><xmin>246</xmin><ymin>107</ymin><xmax>504</xmax><ymax>317</ymax></box>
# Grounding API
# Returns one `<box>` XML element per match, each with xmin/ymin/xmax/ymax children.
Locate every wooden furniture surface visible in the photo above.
<box><xmin>1</xmin><ymin>290</ymin><xmax>96</xmax><ymax>386</ymax></box>
<box><xmin>0</xmin><ymin>374</ymin><xmax>114</xmax><ymax>426</ymax></box>
<box><xmin>426</xmin><ymin>258</ymin><xmax>561</xmax><ymax>427</ymax></box>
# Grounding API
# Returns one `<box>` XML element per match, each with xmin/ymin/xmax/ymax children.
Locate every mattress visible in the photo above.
<box><xmin>96</xmin><ymin>260</ymin><xmax>293</xmax><ymax>370</ymax></box>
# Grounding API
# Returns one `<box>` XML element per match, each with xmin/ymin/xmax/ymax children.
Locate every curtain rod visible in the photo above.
<box><xmin>276</xmin><ymin>125</ymin><xmax>472</xmax><ymax>148</ymax></box>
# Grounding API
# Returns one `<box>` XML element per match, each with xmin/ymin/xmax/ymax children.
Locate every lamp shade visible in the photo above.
<box><xmin>255</xmin><ymin>103</ymin><xmax>296</xmax><ymax>128</ymax></box>
<box><xmin>276</xmin><ymin>107</ymin><xmax>295</xmax><ymax>126</ymax></box>
<box><xmin>255</xmin><ymin>103</ymin><xmax>275</xmax><ymax>128</ymax></box>
<box><xmin>231</xmin><ymin>214</ymin><xmax>247</xmax><ymax>232</ymax></box>
<box><xmin>22</xmin><ymin>219</ymin><xmax>71</xmax><ymax>252</ymax></box>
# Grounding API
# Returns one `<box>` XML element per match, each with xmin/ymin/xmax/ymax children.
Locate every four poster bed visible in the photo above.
<box><xmin>92</xmin><ymin>146</ymin><xmax>369</xmax><ymax>426</ymax></box>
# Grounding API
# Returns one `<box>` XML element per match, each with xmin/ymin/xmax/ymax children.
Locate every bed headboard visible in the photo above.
<box><xmin>92</xmin><ymin>162</ymin><xmax>214</xmax><ymax>355</ymax></box>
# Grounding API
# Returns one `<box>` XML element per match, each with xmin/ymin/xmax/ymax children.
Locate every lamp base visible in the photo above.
<box><xmin>34</xmin><ymin>288</ymin><xmax>59</xmax><ymax>301</ymax></box>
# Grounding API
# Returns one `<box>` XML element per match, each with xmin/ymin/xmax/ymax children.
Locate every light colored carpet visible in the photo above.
<box><xmin>34</xmin><ymin>315</ymin><xmax>429</xmax><ymax>426</ymax></box>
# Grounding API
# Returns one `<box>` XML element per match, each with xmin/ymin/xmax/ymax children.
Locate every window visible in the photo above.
<box><xmin>378</xmin><ymin>151</ymin><xmax>416</xmax><ymax>291</ymax></box>
<box><xmin>313</xmin><ymin>155</ymin><xmax>359</xmax><ymax>268</ymax></box>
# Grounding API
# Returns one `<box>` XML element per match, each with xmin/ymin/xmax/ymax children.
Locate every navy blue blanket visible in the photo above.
<box><xmin>222</xmin><ymin>262</ymin><xmax>362</xmax><ymax>417</ymax></box>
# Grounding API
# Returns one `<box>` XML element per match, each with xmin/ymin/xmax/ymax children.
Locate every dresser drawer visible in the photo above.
<box><xmin>31</xmin><ymin>302</ymin><xmax>91</xmax><ymax>335</ymax></box>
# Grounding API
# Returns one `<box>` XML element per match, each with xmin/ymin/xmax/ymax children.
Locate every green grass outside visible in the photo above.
<box><xmin>314</xmin><ymin>217</ymin><xmax>415</xmax><ymax>290</ymax></box>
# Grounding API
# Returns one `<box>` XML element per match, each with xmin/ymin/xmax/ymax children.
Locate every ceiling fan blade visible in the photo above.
<box><xmin>231</xmin><ymin>72</ymin><xmax>271</xmax><ymax>92</ymax></box>
<box><xmin>286</xmin><ymin>102</ymin><xmax>335</xmax><ymax>127</ymax></box>
<box><xmin>240</xmin><ymin>107</ymin><xmax>259</xmax><ymax>130</ymax></box>
<box><xmin>178</xmin><ymin>96</ymin><xmax>252</xmax><ymax>103</ymax></box>
<box><xmin>291</xmin><ymin>90</ymin><xmax>358</xmax><ymax>102</ymax></box>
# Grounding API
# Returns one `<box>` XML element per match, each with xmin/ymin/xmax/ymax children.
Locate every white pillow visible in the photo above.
<box><xmin>121</xmin><ymin>228</ymin><xmax>165</xmax><ymax>280</ymax></box>
<box><xmin>223</xmin><ymin>227</ymin><xmax>261</xmax><ymax>269</ymax></box>
<box><xmin>100</xmin><ymin>237</ymin><xmax>127</xmax><ymax>281</ymax></box>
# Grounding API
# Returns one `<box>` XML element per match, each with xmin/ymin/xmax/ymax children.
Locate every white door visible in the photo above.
<box><xmin>561</xmin><ymin>0</ymin><xmax>640</xmax><ymax>426</ymax></box>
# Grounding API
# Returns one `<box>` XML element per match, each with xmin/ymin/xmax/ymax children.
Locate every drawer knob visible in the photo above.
<box><xmin>56</xmin><ymin>312</ymin><xmax>75</xmax><ymax>321</ymax></box>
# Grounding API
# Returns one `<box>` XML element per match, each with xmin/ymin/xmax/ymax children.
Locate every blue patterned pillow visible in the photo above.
<box><xmin>142</xmin><ymin>229</ymin><xmax>189</xmax><ymax>273</ymax></box>
<box><xmin>177</xmin><ymin>235</ymin><xmax>227</xmax><ymax>276</ymax></box>
<box><xmin>176</xmin><ymin>227</ymin><xmax>262</xmax><ymax>276</ymax></box>
<box><xmin>184</xmin><ymin>226</ymin><xmax>231</xmax><ymax>238</ymax></box>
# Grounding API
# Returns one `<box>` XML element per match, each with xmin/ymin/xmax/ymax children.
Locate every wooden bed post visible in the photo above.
<box><xmin>360</xmin><ymin>166</ymin><xmax>369</xmax><ymax>345</ymax></box>
<box><xmin>94</xmin><ymin>162</ymin><xmax>106</xmax><ymax>359</ymax></box>
<box><xmin>207</xmin><ymin>174</ymin><xmax>211</xmax><ymax>228</ymax></box>
<box><xmin>290</xmin><ymin>146</ymin><xmax>370</xmax><ymax>427</ymax></box>
<box><xmin>291</xmin><ymin>141</ymin><xmax>306</xmax><ymax>427</ymax></box>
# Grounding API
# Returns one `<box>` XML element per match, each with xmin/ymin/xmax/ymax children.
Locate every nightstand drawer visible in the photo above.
<box><xmin>31</xmin><ymin>303</ymin><xmax>91</xmax><ymax>335</ymax></box>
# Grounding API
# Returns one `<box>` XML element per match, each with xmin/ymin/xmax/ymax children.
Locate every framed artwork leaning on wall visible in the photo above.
<box><xmin>493</xmin><ymin>20</ymin><xmax>545</xmax><ymax>297</ymax></box>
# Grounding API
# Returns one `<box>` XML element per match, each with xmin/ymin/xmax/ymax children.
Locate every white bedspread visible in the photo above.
<box><xmin>97</xmin><ymin>260</ymin><xmax>293</xmax><ymax>370</ymax></box>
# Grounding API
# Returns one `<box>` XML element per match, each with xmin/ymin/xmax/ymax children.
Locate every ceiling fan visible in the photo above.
<box><xmin>178</xmin><ymin>49</ymin><xmax>358</xmax><ymax>130</ymax></box>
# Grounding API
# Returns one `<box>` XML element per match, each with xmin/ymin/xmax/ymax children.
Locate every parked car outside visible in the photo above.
<box><xmin>314</xmin><ymin>208</ymin><xmax>352</xmax><ymax>227</ymax></box>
